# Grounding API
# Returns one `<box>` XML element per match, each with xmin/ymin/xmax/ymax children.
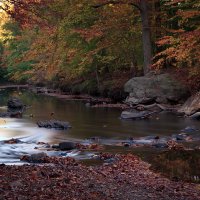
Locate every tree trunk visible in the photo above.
<box><xmin>130</xmin><ymin>49</ymin><xmax>138</xmax><ymax>77</ymax></box>
<box><xmin>95</xmin><ymin>64</ymin><xmax>100</xmax><ymax>90</ymax></box>
<box><xmin>154</xmin><ymin>0</ymin><xmax>162</xmax><ymax>40</ymax></box>
<box><xmin>139</xmin><ymin>0</ymin><xmax>152</xmax><ymax>75</ymax></box>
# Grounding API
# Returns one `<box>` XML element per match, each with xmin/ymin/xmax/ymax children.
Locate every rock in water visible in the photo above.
<box><xmin>0</xmin><ymin>111</ymin><xmax>22</xmax><ymax>118</ymax></box>
<box><xmin>189</xmin><ymin>112</ymin><xmax>200</xmax><ymax>120</ymax></box>
<box><xmin>7</xmin><ymin>97</ymin><xmax>24</xmax><ymax>112</ymax></box>
<box><xmin>10</xmin><ymin>111</ymin><xmax>23</xmax><ymax>118</ymax></box>
<box><xmin>21</xmin><ymin>152</ymin><xmax>48</xmax><ymax>163</ymax></box>
<box><xmin>124</xmin><ymin>73</ymin><xmax>189</xmax><ymax>105</ymax></box>
<box><xmin>0</xmin><ymin>112</ymin><xmax>11</xmax><ymax>118</ymax></box>
<box><xmin>181</xmin><ymin>126</ymin><xmax>198</xmax><ymax>133</ymax></box>
<box><xmin>121</xmin><ymin>110</ymin><xmax>155</xmax><ymax>119</ymax></box>
<box><xmin>37</xmin><ymin>120</ymin><xmax>71</xmax><ymax>129</ymax></box>
<box><xmin>4</xmin><ymin>138</ymin><xmax>22</xmax><ymax>144</ymax></box>
<box><xmin>59</xmin><ymin>142</ymin><xmax>76</xmax><ymax>150</ymax></box>
<box><xmin>0</xmin><ymin>97</ymin><xmax>24</xmax><ymax>118</ymax></box>
<box><xmin>178</xmin><ymin>92</ymin><xmax>200</xmax><ymax>116</ymax></box>
<box><xmin>152</xmin><ymin>143</ymin><xmax>168</xmax><ymax>149</ymax></box>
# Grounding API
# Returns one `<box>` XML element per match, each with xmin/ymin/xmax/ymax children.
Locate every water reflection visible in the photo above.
<box><xmin>1</xmin><ymin>89</ymin><xmax>200</xmax><ymax>141</ymax></box>
<box><xmin>149</xmin><ymin>150</ymin><xmax>200</xmax><ymax>183</ymax></box>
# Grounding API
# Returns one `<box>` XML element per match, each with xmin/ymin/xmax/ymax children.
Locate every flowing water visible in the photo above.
<box><xmin>0</xmin><ymin>88</ymin><xmax>200</xmax><ymax>182</ymax></box>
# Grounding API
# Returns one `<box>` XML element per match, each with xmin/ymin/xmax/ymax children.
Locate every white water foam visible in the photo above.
<box><xmin>0</xmin><ymin>118</ymin><xmax>57</xmax><ymax>164</ymax></box>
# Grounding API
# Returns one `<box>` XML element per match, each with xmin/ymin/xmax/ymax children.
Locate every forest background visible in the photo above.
<box><xmin>0</xmin><ymin>0</ymin><xmax>199</xmax><ymax>100</ymax></box>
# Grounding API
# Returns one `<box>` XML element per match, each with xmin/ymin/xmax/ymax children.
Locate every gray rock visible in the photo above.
<box><xmin>7</xmin><ymin>97</ymin><xmax>24</xmax><ymax>111</ymax></box>
<box><xmin>124</xmin><ymin>74</ymin><xmax>189</xmax><ymax>105</ymax></box>
<box><xmin>123</xmin><ymin>142</ymin><xmax>131</xmax><ymax>147</ymax></box>
<box><xmin>178</xmin><ymin>92</ymin><xmax>200</xmax><ymax>115</ymax></box>
<box><xmin>181</xmin><ymin>126</ymin><xmax>198</xmax><ymax>133</ymax></box>
<box><xmin>125</xmin><ymin>96</ymin><xmax>155</xmax><ymax>105</ymax></box>
<box><xmin>0</xmin><ymin>111</ymin><xmax>22</xmax><ymax>118</ymax></box>
<box><xmin>85</xmin><ymin>102</ymin><xmax>91</xmax><ymax>107</ymax></box>
<box><xmin>4</xmin><ymin>138</ymin><xmax>22</xmax><ymax>144</ymax></box>
<box><xmin>0</xmin><ymin>97</ymin><xmax>24</xmax><ymax>118</ymax></box>
<box><xmin>0</xmin><ymin>112</ymin><xmax>11</xmax><ymax>118</ymax></box>
<box><xmin>36</xmin><ymin>87</ymin><xmax>48</xmax><ymax>94</ymax></box>
<box><xmin>27</xmin><ymin>152</ymin><xmax>47</xmax><ymax>163</ymax></box>
<box><xmin>52</xmin><ymin>144</ymin><xmax>59</xmax><ymax>149</ymax></box>
<box><xmin>37</xmin><ymin>120</ymin><xmax>71</xmax><ymax>130</ymax></box>
<box><xmin>121</xmin><ymin>110</ymin><xmax>156</xmax><ymax>119</ymax></box>
<box><xmin>59</xmin><ymin>142</ymin><xmax>76</xmax><ymax>150</ymax></box>
<box><xmin>189</xmin><ymin>112</ymin><xmax>200</xmax><ymax>120</ymax></box>
<box><xmin>172</xmin><ymin>134</ymin><xmax>186</xmax><ymax>141</ymax></box>
<box><xmin>152</xmin><ymin>143</ymin><xmax>168</xmax><ymax>148</ymax></box>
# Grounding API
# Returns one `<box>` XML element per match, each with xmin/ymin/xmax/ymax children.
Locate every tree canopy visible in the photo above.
<box><xmin>0</xmin><ymin>0</ymin><xmax>199</xmax><ymax>92</ymax></box>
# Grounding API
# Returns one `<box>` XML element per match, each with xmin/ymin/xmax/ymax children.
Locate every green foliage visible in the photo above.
<box><xmin>1</xmin><ymin>21</ymin><xmax>35</xmax><ymax>82</ymax></box>
<box><xmin>2</xmin><ymin>21</ymin><xmax>21</xmax><ymax>37</ymax></box>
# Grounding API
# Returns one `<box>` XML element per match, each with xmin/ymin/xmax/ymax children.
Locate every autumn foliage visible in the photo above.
<box><xmin>0</xmin><ymin>0</ymin><xmax>199</xmax><ymax>91</ymax></box>
<box><xmin>153</xmin><ymin>0</ymin><xmax>200</xmax><ymax>90</ymax></box>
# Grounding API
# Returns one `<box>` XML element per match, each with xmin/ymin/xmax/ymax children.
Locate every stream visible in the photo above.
<box><xmin>0</xmin><ymin>88</ymin><xmax>200</xmax><ymax>183</ymax></box>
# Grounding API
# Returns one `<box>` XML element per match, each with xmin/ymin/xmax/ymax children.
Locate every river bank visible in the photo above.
<box><xmin>1</xmin><ymin>154</ymin><xmax>200</xmax><ymax>200</ymax></box>
<box><xmin>0</xmin><ymin>82</ymin><xmax>192</xmax><ymax>114</ymax></box>
<box><xmin>0</xmin><ymin>84</ymin><xmax>130</xmax><ymax>109</ymax></box>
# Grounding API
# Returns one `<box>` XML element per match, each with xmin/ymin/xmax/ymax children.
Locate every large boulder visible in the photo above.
<box><xmin>178</xmin><ymin>92</ymin><xmax>200</xmax><ymax>116</ymax></box>
<box><xmin>124</xmin><ymin>73</ymin><xmax>189</xmax><ymax>105</ymax></box>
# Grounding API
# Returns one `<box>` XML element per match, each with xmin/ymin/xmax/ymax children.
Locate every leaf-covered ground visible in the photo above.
<box><xmin>0</xmin><ymin>154</ymin><xmax>200</xmax><ymax>200</ymax></box>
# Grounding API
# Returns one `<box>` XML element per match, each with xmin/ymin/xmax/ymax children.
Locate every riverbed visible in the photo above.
<box><xmin>0</xmin><ymin>88</ymin><xmax>200</xmax><ymax>183</ymax></box>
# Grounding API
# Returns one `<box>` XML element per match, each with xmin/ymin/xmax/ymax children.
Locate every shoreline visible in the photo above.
<box><xmin>0</xmin><ymin>84</ymin><xmax>129</xmax><ymax>109</ymax></box>
<box><xmin>30</xmin><ymin>85</ymin><xmax>131</xmax><ymax>109</ymax></box>
<box><xmin>0</xmin><ymin>84</ymin><xmax>29</xmax><ymax>89</ymax></box>
<box><xmin>0</xmin><ymin>84</ymin><xmax>182</xmax><ymax>111</ymax></box>
<box><xmin>1</xmin><ymin>154</ymin><xmax>200</xmax><ymax>200</ymax></box>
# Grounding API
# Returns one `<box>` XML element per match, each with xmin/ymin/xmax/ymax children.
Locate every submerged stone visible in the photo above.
<box><xmin>37</xmin><ymin>120</ymin><xmax>71</xmax><ymax>130</ymax></box>
<box><xmin>59</xmin><ymin>142</ymin><xmax>76</xmax><ymax>151</ymax></box>
<box><xmin>152</xmin><ymin>143</ymin><xmax>168</xmax><ymax>149</ymax></box>
<box><xmin>181</xmin><ymin>126</ymin><xmax>198</xmax><ymax>133</ymax></box>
